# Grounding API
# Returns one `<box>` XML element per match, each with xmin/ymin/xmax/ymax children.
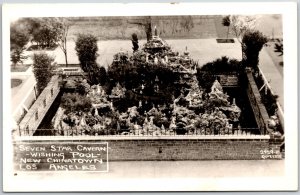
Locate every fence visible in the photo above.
<box><xmin>17</xmin><ymin>127</ymin><xmax>261</xmax><ymax>137</ymax></box>
<box><xmin>14</xmin><ymin>134</ymin><xmax>278</xmax><ymax>161</ymax></box>
<box><xmin>53</xmin><ymin>67</ymin><xmax>88</xmax><ymax>77</ymax></box>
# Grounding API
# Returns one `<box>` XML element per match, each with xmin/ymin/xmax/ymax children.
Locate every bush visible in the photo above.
<box><xmin>197</xmin><ymin>56</ymin><xmax>242</xmax><ymax>90</ymax></box>
<box><xmin>199</xmin><ymin>56</ymin><xmax>242</xmax><ymax>73</ymax></box>
<box><xmin>75</xmin><ymin>34</ymin><xmax>98</xmax><ymax>72</ymax></box>
<box><xmin>131</xmin><ymin>33</ymin><xmax>139</xmax><ymax>52</ymax></box>
<box><xmin>60</xmin><ymin>93</ymin><xmax>92</xmax><ymax>114</ymax></box>
<box><xmin>32</xmin><ymin>52</ymin><xmax>55</xmax><ymax>94</ymax></box>
<box><xmin>242</xmin><ymin>30</ymin><xmax>268</xmax><ymax>69</ymax></box>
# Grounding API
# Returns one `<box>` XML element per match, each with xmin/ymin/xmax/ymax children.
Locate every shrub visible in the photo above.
<box><xmin>75</xmin><ymin>34</ymin><xmax>98</xmax><ymax>70</ymax></box>
<box><xmin>199</xmin><ymin>56</ymin><xmax>242</xmax><ymax>73</ymax></box>
<box><xmin>32</xmin><ymin>52</ymin><xmax>55</xmax><ymax>94</ymax></box>
<box><xmin>222</xmin><ymin>15</ymin><xmax>231</xmax><ymax>39</ymax></box>
<box><xmin>131</xmin><ymin>33</ymin><xmax>139</xmax><ymax>52</ymax></box>
<box><xmin>197</xmin><ymin>56</ymin><xmax>242</xmax><ymax>90</ymax></box>
<box><xmin>242</xmin><ymin>30</ymin><xmax>268</xmax><ymax>69</ymax></box>
<box><xmin>60</xmin><ymin>93</ymin><xmax>92</xmax><ymax>114</ymax></box>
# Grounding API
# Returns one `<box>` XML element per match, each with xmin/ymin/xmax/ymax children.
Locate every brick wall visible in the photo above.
<box><xmin>246</xmin><ymin>69</ymin><xmax>271</xmax><ymax>135</ymax></box>
<box><xmin>16</xmin><ymin>136</ymin><xmax>283</xmax><ymax>161</ymax></box>
<box><xmin>103</xmin><ymin>137</ymin><xmax>279</xmax><ymax>161</ymax></box>
<box><xmin>107</xmin><ymin>140</ymin><xmax>264</xmax><ymax>160</ymax></box>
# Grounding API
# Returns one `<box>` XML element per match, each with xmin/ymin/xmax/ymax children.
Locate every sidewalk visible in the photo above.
<box><xmin>22</xmin><ymin>39</ymin><xmax>242</xmax><ymax>68</ymax></box>
<box><xmin>259</xmin><ymin>48</ymin><xmax>284</xmax><ymax>111</ymax></box>
<box><xmin>11</xmin><ymin>73</ymin><xmax>36</xmax><ymax>116</ymax></box>
<box><xmin>8</xmin><ymin>160</ymin><xmax>285</xmax><ymax>191</ymax></box>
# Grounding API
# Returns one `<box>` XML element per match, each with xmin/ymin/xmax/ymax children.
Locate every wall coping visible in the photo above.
<box><xmin>13</xmin><ymin>135</ymin><xmax>270</xmax><ymax>142</ymax></box>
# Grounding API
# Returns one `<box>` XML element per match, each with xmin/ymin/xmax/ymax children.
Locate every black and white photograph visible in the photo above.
<box><xmin>2</xmin><ymin>2</ymin><xmax>298</xmax><ymax>191</ymax></box>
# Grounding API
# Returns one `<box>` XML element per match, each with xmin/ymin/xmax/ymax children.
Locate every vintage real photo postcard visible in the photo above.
<box><xmin>2</xmin><ymin>2</ymin><xmax>298</xmax><ymax>191</ymax></box>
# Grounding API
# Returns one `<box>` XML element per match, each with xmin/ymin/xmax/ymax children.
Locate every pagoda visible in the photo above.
<box><xmin>109</xmin><ymin>82</ymin><xmax>126</xmax><ymax>99</ymax></box>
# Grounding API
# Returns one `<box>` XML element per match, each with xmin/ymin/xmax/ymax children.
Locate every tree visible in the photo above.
<box><xmin>57</xmin><ymin>18</ymin><xmax>71</xmax><ymax>66</ymax></box>
<box><xmin>10</xmin><ymin>23</ymin><xmax>30</xmax><ymax>65</ymax></box>
<box><xmin>230</xmin><ymin>15</ymin><xmax>259</xmax><ymax>66</ymax></box>
<box><xmin>144</xmin><ymin>16</ymin><xmax>152</xmax><ymax>41</ymax></box>
<box><xmin>27</xmin><ymin>18</ymin><xmax>63</xmax><ymax>49</ymax></box>
<box><xmin>129</xmin><ymin>16</ymin><xmax>152</xmax><ymax>41</ymax></box>
<box><xmin>10</xmin><ymin>48</ymin><xmax>27</xmax><ymax>66</ymax></box>
<box><xmin>242</xmin><ymin>30</ymin><xmax>268</xmax><ymax>69</ymax></box>
<box><xmin>222</xmin><ymin>15</ymin><xmax>231</xmax><ymax>40</ymax></box>
<box><xmin>98</xmin><ymin>66</ymin><xmax>107</xmax><ymax>86</ymax></box>
<box><xmin>131</xmin><ymin>33</ymin><xmax>139</xmax><ymax>52</ymax></box>
<box><xmin>230</xmin><ymin>15</ymin><xmax>258</xmax><ymax>43</ymax></box>
<box><xmin>75</xmin><ymin>34</ymin><xmax>99</xmax><ymax>72</ymax></box>
<box><xmin>32</xmin><ymin>52</ymin><xmax>55</xmax><ymax>94</ymax></box>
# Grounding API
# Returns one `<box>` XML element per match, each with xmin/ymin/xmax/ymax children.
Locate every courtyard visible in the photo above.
<box><xmin>10</xmin><ymin>14</ymin><xmax>285</xmax><ymax>161</ymax></box>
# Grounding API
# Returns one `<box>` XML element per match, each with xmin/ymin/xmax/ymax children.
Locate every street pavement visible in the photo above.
<box><xmin>22</xmin><ymin>39</ymin><xmax>242</xmax><ymax>69</ymax></box>
<box><xmin>8</xmin><ymin>160</ymin><xmax>285</xmax><ymax>191</ymax></box>
<box><xmin>11</xmin><ymin>67</ymin><xmax>36</xmax><ymax>116</ymax></box>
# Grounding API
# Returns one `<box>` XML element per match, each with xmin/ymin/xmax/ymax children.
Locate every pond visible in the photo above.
<box><xmin>35</xmin><ymin>35</ymin><xmax>259</xmax><ymax>136</ymax></box>
<box><xmin>35</xmin><ymin>85</ymin><xmax>259</xmax><ymax>136</ymax></box>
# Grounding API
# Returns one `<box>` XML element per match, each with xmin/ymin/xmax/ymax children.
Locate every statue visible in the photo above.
<box><xmin>169</xmin><ymin>116</ymin><xmax>177</xmax><ymax>130</ymax></box>
<box><xmin>154</xmin><ymin>56</ymin><xmax>158</xmax><ymax>64</ymax></box>
<box><xmin>165</xmin><ymin>55</ymin><xmax>168</xmax><ymax>63</ymax></box>
<box><xmin>267</xmin><ymin>115</ymin><xmax>282</xmax><ymax>136</ymax></box>
<box><xmin>94</xmin><ymin>108</ymin><xmax>99</xmax><ymax>116</ymax></box>
<box><xmin>211</xmin><ymin>79</ymin><xmax>223</xmax><ymax>93</ymax></box>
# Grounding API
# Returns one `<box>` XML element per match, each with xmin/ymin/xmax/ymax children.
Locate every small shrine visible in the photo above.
<box><xmin>109</xmin><ymin>82</ymin><xmax>126</xmax><ymax>98</ymax></box>
<box><xmin>209</xmin><ymin>79</ymin><xmax>230</xmax><ymax>106</ymax></box>
<box><xmin>143</xmin><ymin>26</ymin><xmax>171</xmax><ymax>55</ymax></box>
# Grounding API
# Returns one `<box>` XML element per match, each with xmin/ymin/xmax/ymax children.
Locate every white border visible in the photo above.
<box><xmin>2</xmin><ymin>2</ymin><xmax>298</xmax><ymax>191</ymax></box>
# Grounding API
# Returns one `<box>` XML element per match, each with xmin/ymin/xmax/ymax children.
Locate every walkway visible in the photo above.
<box><xmin>22</xmin><ymin>39</ymin><xmax>242</xmax><ymax>69</ymax></box>
<box><xmin>8</xmin><ymin>160</ymin><xmax>285</xmax><ymax>191</ymax></box>
<box><xmin>259</xmin><ymin>48</ymin><xmax>284</xmax><ymax>111</ymax></box>
<box><xmin>11</xmin><ymin>71</ymin><xmax>36</xmax><ymax>117</ymax></box>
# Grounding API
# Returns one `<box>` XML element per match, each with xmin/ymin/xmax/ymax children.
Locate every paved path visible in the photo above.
<box><xmin>23</xmin><ymin>39</ymin><xmax>242</xmax><ymax>68</ymax></box>
<box><xmin>259</xmin><ymin>48</ymin><xmax>284</xmax><ymax>111</ymax></box>
<box><xmin>9</xmin><ymin>160</ymin><xmax>284</xmax><ymax>191</ymax></box>
<box><xmin>11</xmin><ymin>71</ymin><xmax>36</xmax><ymax>116</ymax></box>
